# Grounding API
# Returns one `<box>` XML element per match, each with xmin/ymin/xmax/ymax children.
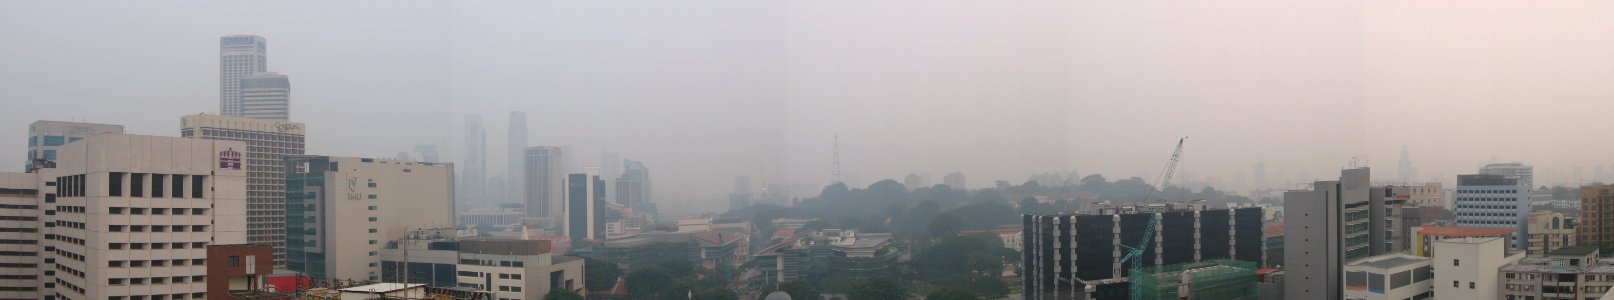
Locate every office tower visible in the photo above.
<box><xmin>615</xmin><ymin>175</ymin><xmax>638</xmax><ymax>207</ymax></box>
<box><xmin>903</xmin><ymin>173</ymin><xmax>924</xmax><ymax>189</ymax></box>
<box><xmin>1453</xmin><ymin>174</ymin><xmax>1529</xmax><ymax>249</ymax></box>
<box><xmin>1480</xmin><ymin>162</ymin><xmax>1534</xmax><ymax>188</ymax></box>
<box><xmin>943</xmin><ymin>172</ymin><xmax>966</xmax><ymax>190</ymax></box>
<box><xmin>284</xmin><ymin>155</ymin><xmax>455</xmax><ymax>281</ymax></box>
<box><xmin>601</xmin><ymin>151</ymin><xmax>621</xmax><ymax>189</ymax></box>
<box><xmin>182</xmin><ymin>114</ymin><xmax>306</xmax><ymax>267</ymax></box>
<box><xmin>1253</xmin><ymin>162</ymin><xmax>1267</xmax><ymax>190</ymax></box>
<box><xmin>220</xmin><ymin>35</ymin><xmax>268</xmax><ymax>117</ymax></box>
<box><xmin>507</xmin><ymin>111</ymin><xmax>527</xmax><ymax>204</ymax></box>
<box><xmin>25</xmin><ymin>120</ymin><xmax>123</xmax><ymax>171</ymax></box>
<box><xmin>1021</xmin><ymin>204</ymin><xmax>1264</xmax><ymax>300</ymax></box>
<box><xmin>1397</xmin><ymin>146</ymin><xmax>1417</xmax><ymax>183</ymax></box>
<box><xmin>463</xmin><ymin>116</ymin><xmax>487</xmax><ymax>207</ymax></box>
<box><xmin>524</xmin><ymin>146</ymin><xmax>564</xmax><ymax>221</ymax></box>
<box><xmin>1579</xmin><ymin>185</ymin><xmax>1614</xmax><ymax>253</ymax></box>
<box><xmin>0</xmin><ymin>173</ymin><xmax>43</xmax><ymax>299</ymax></box>
<box><xmin>564</xmin><ymin>168</ymin><xmax>604</xmax><ymax>242</ymax></box>
<box><xmin>413</xmin><ymin>144</ymin><xmax>440</xmax><ymax>163</ymax></box>
<box><xmin>1284</xmin><ymin>168</ymin><xmax>1411</xmax><ymax>300</ymax></box>
<box><xmin>237</xmin><ymin>72</ymin><xmax>291</xmax><ymax>120</ymax></box>
<box><xmin>620</xmin><ymin>160</ymin><xmax>650</xmax><ymax>207</ymax></box>
<box><xmin>43</xmin><ymin>134</ymin><xmax>246</xmax><ymax>299</ymax></box>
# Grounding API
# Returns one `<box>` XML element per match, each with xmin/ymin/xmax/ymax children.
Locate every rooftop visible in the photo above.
<box><xmin>1551</xmin><ymin>246</ymin><xmax>1600</xmax><ymax>257</ymax></box>
<box><xmin>1418</xmin><ymin>226</ymin><xmax>1516</xmax><ymax>237</ymax></box>
<box><xmin>1352</xmin><ymin>255</ymin><xmax>1429</xmax><ymax>270</ymax></box>
<box><xmin>339</xmin><ymin>283</ymin><xmax>423</xmax><ymax>293</ymax></box>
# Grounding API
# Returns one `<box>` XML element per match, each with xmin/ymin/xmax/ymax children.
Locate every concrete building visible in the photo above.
<box><xmin>454</xmin><ymin>240</ymin><xmax>585</xmax><ymax>299</ymax></box>
<box><xmin>1525</xmin><ymin>210</ymin><xmax>1575</xmax><ymax>256</ymax></box>
<box><xmin>619</xmin><ymin>160</ymin><xmax>649</xmax><ymax>208</ymax></box>
<box><xmin>1433</xmin><ymin>237</ymin><xmax>1524</xmax><ymax>300</ymax></box>
<box><xmin>1342</xmin><ymin>254</ymin><xmax>1432</xmax><ymax>300</ymax></box>
<box><xmin>903</xmin><ymin>173</ymin><xmax>925</xmax><ymax>189</ymax></box>
<box><xmin>0</xmin><ymin>173</ymin><xmax>43</xmax><ymax>299</ymax></box>
<box><xmin>1130</xmin><ymin>259</ymin><xmax>1258</xmax><ymax>300</ymax></box>
<box><xmin>1263</xmin><ymin>222</ymin><xmax>1284</xmax><ymax>268</ymax></box>
<box><xmin>1410</xmin><ymin>226</ymin><xmax>1516</xmax><ymax>257</ymax></box>
<box><xmin>753</xmin><ymin>229</ymin><xmax>897</xmax><ymax>288</ymax></box>
<box><xmin>238</xmin><ymin>72</ymin><xmax>290</xmax><ymax>120</ymax></box>
<box><xmin>600</xmin><ymin>152</ymin><xmax>620</xmax><ymax>199</ymax></box>
<box><xmin>284</xmin><ymin>156</ymin><xmax>455</xmax><ymax>282</ymax></box>
<box><xmin>1480</xmin><ymin>162</ymin><xmax>1534</xmax><ymax>189</ymax></box>
<box><xmin>1453</xmin><ymin>173</ymin><xmax>1530</xmax><ymax>249</ymax></box>
<box><xmin>1282</xmin><ymin>168</ymin><xmax>1418</xmax><ymax>300</ymax></box>
<box><xmin>564</xmin><ymin>169</ymin><xmax>604</xmax><ymax>242</ymax></box>
<box><xmin>1384</xmin><ymin>182</ymin><xmax>1444</xmax><ymax>208</ymax></box>
<box><xmin>507</xmin><ymin>112</ymin><xmax>527</xmax><ymax>205</ymax></box>
<box><xmin>182</xmin><ymin>114</ymin><xmax>306</xmax><ymax>266</ymax></box>
<box><xmin>458</xmin><ymin>206</ymin><xmax>524</xmax><ymax>228</ymax></box>
<box><xmin>1500</xmin><ymin>246</ymin><xmax>1614</xmax><ymax>300</ymax></box>
<box><xmin>1022</xmin><ymin>204</ymin><xmax>1264</xmax><ymax>300</ymax></box>
<box><xmin>523</xmin><ymin>147</ymin><xmax>564</xmax><ymax>222</ymax></box>
<box><xmin>1581</xmin><ymin>185</ymin><xmax>1614</xmax><ymax>253</ymax></box>
<box><xmin>220</xmin><ymin>35</ymin><xmax>267</xmax><ymax>117</ymax></box>
<box><xmin>943</xmin><ymin>172</ymin><xmax>966</xmax><ymax>190</ymax></box>
<box><xmin>412</xmin><ymin>144</ymin><xmax>439</xmax><ymax>164</ymax></box>
<box><xmin>38</xmin><ymin>134</ymin><xmax>249</xmax><ymax>300</ymax></box>
<box><xmin>462</xmin><ymin>116</ymin><xmax>488</xmax><ymax>208</ymax></box>
<box><xmin>206</xmin><ymin>244</ymin><xmax>282</xmax><ymax>300</ymax></box>
<box><xmin>25</xmin><ymin>120</ymin><xmax>123</xmax><ymax>171</ymax></box>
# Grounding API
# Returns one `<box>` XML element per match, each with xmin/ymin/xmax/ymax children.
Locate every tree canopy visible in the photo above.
<box><xmin>581</xmin><ymin>257</ymin><xmax>623</xmax><ymax>291</ymax></box>
<box><xmin>849</xmin><ymin>278</ymin><xmax>908</xmax><ymax>300</ymax></box>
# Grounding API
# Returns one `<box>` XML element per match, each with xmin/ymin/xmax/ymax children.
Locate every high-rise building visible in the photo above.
<box><xmin>943</xmin><ymin>172</ymin><xmax>965</xmax><ymax>190</ymax></box>
<box><xmin>1578</xmin><ymin>185</ymin><xmax>1614</xmax><ymax>253</ymax></box>
<box><xmin>1021</xmin><ymin>204</ymin><xmax>1264</xmax><ymax>300</ymax></box>
<box><xmin>182</xmin><ymin>114</ymin><xmax>306</xmax><ymax>267</ymax></box>
<box><xmin>1440</xmin><ymin>237</ymin><xmax>1524</xmax><ymax>300</ymax></box>
<box><xmin>25</xmin><ymin>120</ymin><xmax>123</xmax><ymax>171</ymax></box>
<box><xmin>564</xmin><ymin>168</ymin><xmax>604</xmax><ymax>242</ymax></box>
<box><xmin>619</xmin><ymin>160</ymin><xmax>650</xmax><ymax>207</ymax></box>
<box><xmin>1283</xmin><ymin>168</ymin><xmax>1411</xmax><ymax>300</ymax></box>
<box><xmin>238</xmin><ymin>72</ymin><xmax>290</xmax><ymax>120</ymax></box>
<box><xmin>524</xmin><ymin>146</ymin><xmax>564</xmax><ymax>221</ymax></box>
<box><xmin>507</xmin><ymin>111</ymin><xmax>527</xmax><ymax>204</ymax></box>
<box><xmin>1397</xmin><ymin>145</ymin><xmax>1417</xmax><ymax>183</ymax></box>
<box><xmin>413</xmin><ymin>144</ymin><xmax>440</xmax><ymax>163</ymax></box>
<box><xmin>1524</xmin><ymin>211</ymin><xmax>1575</xmax><ymax>256</ymax></box>
<box><xmin>1453</xmin><ymin>174</ymin><xmax>1529</xmax><ymax>249</ymax></box>
<box><xmin>220</xmin><ymin>35</ymin><xmax>268</xmax><ymax>117</ymax></box>
<box><xmin>462</xmin><ymin>116</ymin><xmax>487</xmax><ymax>207</ymax></box>
<box><xmin>1480</xmin><ymin>162</ymin><xmax>1534</xmax><ymax>189</ymax></box>
<box><xmin>601</xmin><ymin>151</ymin><xmax>621</xmax><ymax>197</ymax></box>
<box><xmin>284</xmin><ymin>155</ymin><xmax>455</xmax><ymax>281</ymax></box>
<box><xmin>38</xmin><ymin>134</ymin><xmax>246</xmax><ymax>299</ymax></box>
<box><xmin>1253</xmin><ymin>162</ymin><xmax>1267</xmax><ymax>190</ymax></box>
<box><xmin>0</xmin><ymin>173</ymin><xmax>44</xmax><ymax>299</ymax></box>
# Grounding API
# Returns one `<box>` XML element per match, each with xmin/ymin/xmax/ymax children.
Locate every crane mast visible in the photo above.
<box><xmin>1124</xmin><ymin>137</ymin><xmax>1186</xmax><ymax>300</ymax></box>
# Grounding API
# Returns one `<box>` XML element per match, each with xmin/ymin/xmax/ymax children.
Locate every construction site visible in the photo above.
<box><xmin>1128</xmin><ymin>259</ymin><xmax>1258</xmax><ymax>300</ymax></box>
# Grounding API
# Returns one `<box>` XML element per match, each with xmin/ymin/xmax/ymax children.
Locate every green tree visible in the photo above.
<box><xmin>849</xmin><ymin>278</ymin><xmax>907</xmax><ymax>300</ymax></box>
<box><xmin>925</xmin><ymin>289</ymin><xmax>980</xmax><ymax>300</ymax></box>
<box><xmin>580</xmin><ymin>257</ymin><xmax>623</xmax><ymax>291</ymax></box>
<box><xmin>626</xmin><ymin>268</ymin><xmax>676</xmax><ymax>299</ymax></box>
<box><xmin>928</xmin><ymin>213</ymin><xmax>964</xmax><ymax>238</ymax></box>
<box><xmin>692</xmin><ymin>288</ymin><xmax>740</xmax><ymax>300</ymax></box>
<box><xmin>543</xmin><ymin>290</ymin><xmax>585</xmax><ymax>300</ymax></box>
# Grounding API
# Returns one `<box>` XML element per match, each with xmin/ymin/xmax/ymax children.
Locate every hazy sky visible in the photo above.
<box><xmin>4</xmin><ymin>1</ymin><xmax>1614</xmax><ymax>212</ymax></box>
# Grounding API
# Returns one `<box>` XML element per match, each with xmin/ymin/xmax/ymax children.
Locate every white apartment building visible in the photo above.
<box><xmin>454</xmin><ymin>240</ymin><xmax>584</xmax><ymax>300</ymax></box>
<box><xmin>1344</xmin><ymin>254</ymin><xmax>1433</xmax><ymax>300</ymax></box>
<box><xmin>25</xmin><ymin>121</ymin><xmax>123</xmax><ymax>171</ymax></box>
<box><xmin>44</xmin><ymin>134</ymin><xmax>248</xmax><ymax>300</ymax></box>
<box><xmin>1432</xmin><ymin>237</ymin><xmax>1525</xmax><ymax>300</ymax></box>
<box><xmin>285</xmin><ymin>156</ymin><xmax>454</xmax><ymax>282</ymax></box>
<box><xmin>182</xmin><ymin>114</ymin><xmax>305</xmax><ymax>267</ymax></box>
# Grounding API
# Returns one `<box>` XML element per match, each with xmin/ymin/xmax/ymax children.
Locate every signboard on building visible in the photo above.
<box><xmin>220</xmin><ymin>148</ymin><xmax>242</xmax><ymax>170</ymax></box>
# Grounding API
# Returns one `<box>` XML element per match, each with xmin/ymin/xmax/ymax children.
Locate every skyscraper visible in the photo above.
<box><xmin>220</xmin><ymin>35</ymin><xmax>267</xmax><ymax>117</ymax></box>
<box><xmin>462</xmin><ymin>115</ymin><xmax>487</xmax><ymax>207</ymax></box>
<box><xmin>413</xmin><ymin>144</ymin><xmax>439</xmax><ymax>163</ymax></box>
<box><xmin>182</xmin><ymin>114</ymin><xmax>306</xmax><ymax>266</ymax></box>
<box><xmin>25</xmin><ymin>120</ymin><xmax>123</xmax><ymax>171</ymax></box>
<box><xmin>565</xmin><ymin>168</ymin><xmax>605</xmax><ymax>242</ymax></box>
<box><xmin>601</xmin><ymin>151</ymin><xmax>620</xmax><ymax>200</ymax></box>
<box><xmin>524</xmin><ymin>146</ymin><xmax>564</xmax><ymax>221</ymax></box>
<box><xmin>620</xmin><ymin>159</ymin><xmax>650</xmax><ymax>207</ymax></box>
<box><xmin>1397</xmin><ymin>145</ymin><xmax>1417</xmax><ymax>183</ymax></box>
<box><xmin>507</xmin><ymin>111</ymin><xmax>527</xmax><ymax>204</ymax></box>
<box><xmin>239</xmin><ymin>72</ymin><xmax>290</xmax><ymax>120</ymax></box>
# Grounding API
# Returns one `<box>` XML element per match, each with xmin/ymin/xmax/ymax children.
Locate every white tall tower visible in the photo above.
<box><xmin>220</xmin><ymin>35</ymin><xmax>267</xmax><ymax>116</ymax></box>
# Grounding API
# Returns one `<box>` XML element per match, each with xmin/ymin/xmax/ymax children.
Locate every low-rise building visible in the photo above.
<box><xmin>574</xmin><ymin>231</ymin><xmax>744</xmax><ymax>272</ymax></box>
<box><xmin>1131</xmin><ymin>259</ymin><xmax>1258</xmax><ymax>300</ymax></box>
<box><xmin>207</xmin><ymin>244</ymin><xmax>285</xmax><ymax>300</ymax></box>
<box><xmin>1410</xmin><ymin>226</ymin><xmax>1516</xmax><ymax>257</ymax></box>
<box><xmin>1501</xmin><ymin>246</ymin><xmax>1614</xmax><ymax>300</ymax></box>
<box><xmin>1433</xmin><ymin>237</ymin><xmax>1525</xmax><ymax>300</ymax></box>
<box><xmin>375</xmin><ymin>228</ymin><xmax>584</xmax><ymax>300</ymax></box>
<box><xmin>1343</xmin><ymin>254</ymin><xmax>1432</xmax><ymax>300</ymax></box>
<box><xmin>1525</xmin><ymin>210</ymin><xmax>1575</xmax><ymax>256</ymax></box>
<box><xmin>753</xmin><ymin>229</ymin><xmax>898</xmax><ymax>288</ymax></box>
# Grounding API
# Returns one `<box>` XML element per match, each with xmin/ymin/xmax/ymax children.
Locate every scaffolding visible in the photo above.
<box><xmin>1129</xmin><ymin>259</ymin><xmax>1257</xmax><ymax>300</ymax></box>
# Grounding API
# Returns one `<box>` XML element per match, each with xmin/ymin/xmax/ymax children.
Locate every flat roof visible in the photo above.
<box><xmin>1551</xmin><ymin>246</ymin><xmax>1600</xmax><ymax>257</ymax></box>
<box><xmin>1355</xmin><ymin>256</ymin><xmax>1429</xmax><ymax>269</ymax></box>
<box><xmin>338</xmin><ymin>283</ymin><xmax>423</xmax><ymax>293</ymax></box>
<box><xmin>1419</xmin><ymin>226</ymin><xmax>1516</xmax><ymax>237</ymax></box>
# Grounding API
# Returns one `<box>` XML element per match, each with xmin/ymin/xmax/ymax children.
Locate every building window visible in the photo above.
<box><xmin>229</xmin><ymin>256</ymin><xmax>240</xmax><ymax>267</ymax></box>
<box><xmin>368</xmin><ymin>206</ymin><xmax>377</xmax><ymax>211</ymax></box>
<box><xmin>108</xmin><ymin>172</ymin><xmax>124</xmax><ymax>196</ymax></box>
<box><xmin>130</xmin><ymin>173</ymin><xmax>145</xmax><ymax>197</ymax></box>
<box><xmin>1453</xmin><ymin>259</ymin><xmax>1460</xmax><ymax>266</ymax></box>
